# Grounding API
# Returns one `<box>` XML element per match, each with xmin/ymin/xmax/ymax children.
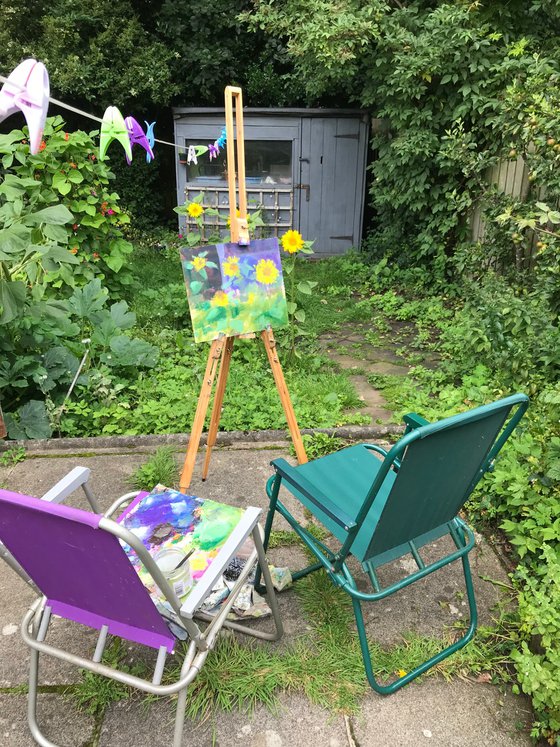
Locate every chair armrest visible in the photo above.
<box><xmin>362</xmin><ymin>443</ymin><xmax>401</xmax><ymax>471</ymax></box>
<box><xmin>271</xmin><ymin>458</ymin><xmax>357</xmax><ymax>532</ymax></box>
<box><xmin>40</xmin><ymin>467</ymin><xmax>91</xmax><ymax>504</ymax></box>
<box><xmin>403</xmin><ymin>412</ymin><xmax>430</xmax><ymax>433</ymax></box>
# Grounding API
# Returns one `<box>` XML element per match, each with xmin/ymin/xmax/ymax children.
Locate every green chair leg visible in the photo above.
<box><xmin>352</xmin><ymin>555</ymin><xmax>478</xmax><ymax>695</ymax></box>
<box><xmin>254</xmin><ymin>475</ymin><xmax>281</xmax><ymax>591</ymax></box>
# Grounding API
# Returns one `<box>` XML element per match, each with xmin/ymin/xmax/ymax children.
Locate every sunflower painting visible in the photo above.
<box><xmin>180</xmin><ymin>237</ymin><xmax>288</xmax><ymax>343</ymax></box>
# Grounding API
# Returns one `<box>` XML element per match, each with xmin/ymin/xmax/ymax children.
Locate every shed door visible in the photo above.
<box><xmin>298</xmin><ymin>117</ymin><xmax>365</xmax><ymax>255</ymax></box>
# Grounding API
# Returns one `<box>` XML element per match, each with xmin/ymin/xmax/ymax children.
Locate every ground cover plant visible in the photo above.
<box><xmin>57</xmin><ymin>235</ymin><xmax>371</xmax><ymax>438</ymax></box>
<box><xmin>338</xmin><ymin>257</ymin><xmax>560</xmax><ymax>743</ymax></box>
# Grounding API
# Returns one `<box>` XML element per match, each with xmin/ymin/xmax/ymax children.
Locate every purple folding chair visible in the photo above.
<box><xmin>0</xmin><ymin>472</ymin><xmax>282</xmax><ymax>747</ymax></box>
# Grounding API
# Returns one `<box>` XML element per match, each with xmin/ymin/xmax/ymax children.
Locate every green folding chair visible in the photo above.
<box><xmin>256</xmin><ymin>393</ymin><xmax>529</xmax><ymax>694</ymax></box>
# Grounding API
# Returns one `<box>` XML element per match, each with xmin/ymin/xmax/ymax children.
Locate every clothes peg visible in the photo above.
<box><xmin>99</xmin><ymin>106</ymin><xmax>132</xmax><ymax>161</ymax></box>
<box><xmin>144</xmin><ymin>121</ymin><xmax>156</xmax><ymax>163</ymax></box>
<box><xmin>124</xmin><ymin>116</ymin><xmax>154</xmax><ymax>165</ymax></box>
<box><xmin>195</xmin><ymin>145</ymin><xmax>208</xmax><ymax>157</ymax></box>
<box><xmin>0</xmin><ymin>59</ymin><xmax>50</xmax><ymax>155</ymax></box>
<box><xmin>187</xmin><ymin>145</ymin><xmax>198</xmax><ymax>165</ymax></box>
<box><xmin>208</xmin><ymin>143</ymin><xmax>219</xmax><ymax>160</ymax></box>
<box><xmin>216</xmin><ymin>128</ymin><xmax>227</xmax><ymax>148</ymax></box>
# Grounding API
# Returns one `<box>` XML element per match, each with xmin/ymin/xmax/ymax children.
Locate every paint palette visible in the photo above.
<box><xmin>119</xmin><ymin>486</ymin><xmax>244</xmax><ymax>600</ymax></box>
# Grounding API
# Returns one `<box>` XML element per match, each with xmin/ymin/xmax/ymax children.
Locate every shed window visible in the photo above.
<box><xmin>186</xmin><ymin>140</ymin><xmax>292</xmax><ymax>185</ymax></box>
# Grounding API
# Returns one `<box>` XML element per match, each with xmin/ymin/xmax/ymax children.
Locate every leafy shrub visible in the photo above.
<box><xmin>0</xmin><ymin>118</ymin><xmax>153</xmax><ymax>438</ymax></box>
<box><xmin>0</xmin><ymin>116</ymin><xmax>134</xmax><ymax>293</ymax></box>
<box><xmin>1</xmin><ymin>279</ymin><xmax>158</xmax><ymax>439</ymax></box>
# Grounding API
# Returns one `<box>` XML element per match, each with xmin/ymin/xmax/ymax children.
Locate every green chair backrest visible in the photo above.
<box><xmin>359</xmin><ymin>394</ymin><xmax>528</xmax><ymax>563</ymax></box>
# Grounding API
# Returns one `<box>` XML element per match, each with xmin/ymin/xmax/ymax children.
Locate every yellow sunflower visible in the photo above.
<box><xmin>223</xmin><ymin>255</ymin><xmax>240</xmax><ymax>277</ymax></box>
<box><xmin>255</xmin><ymin>259</ymin><xmax>279</xmax><ymax>285</ymax></box>
<box><xmin>226</xmin><ymin>209</ymin><xmax>241</xmax><ymax>228</ymax></box>
<box><xmin>211</xmin><ymin>290</ymin><xmax>229</xmax><ymax>306</ymax></box>
<box><xmin>187</xmin><ymin>202</ymin><xmax>204</xmax><ymax>218</ymax></box>
<box><xmin>281</xmin><ymin>229</ymin><xmax>304</xmax><ymax>254</ymax></box>
<box><xmin>192</xmin><ymin>255</ymin><xmax>206</xmax><ymax>271</ymax></box>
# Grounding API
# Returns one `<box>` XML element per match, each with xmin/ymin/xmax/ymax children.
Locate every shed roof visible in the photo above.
<box><xmin>173</xmin><ymin>107</ymin><xmax>368</xmax><ymax>120</ymax></box>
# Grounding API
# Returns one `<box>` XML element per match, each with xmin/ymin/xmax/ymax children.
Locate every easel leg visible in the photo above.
<box><xmin>202</xmin><ymin>336</ymin><xmax>234</xmax><ymax>480</ymax></box>
<box><xmin>180</xmin><ymin>338</ymin><xmax>224</xmax><ymax>491</ymax></box>
<box><xmin>261</xmin><ymin>329</ymin><xmax>308</xmax><ymax>464</ymax></box>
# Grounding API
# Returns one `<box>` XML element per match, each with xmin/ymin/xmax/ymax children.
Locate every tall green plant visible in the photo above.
<box><xmin>0</xmin><ymin>116</ymin><xmax>134</xmax><ymax>294</ymax></box>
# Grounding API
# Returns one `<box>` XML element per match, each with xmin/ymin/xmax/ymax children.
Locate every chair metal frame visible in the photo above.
<box><xmin>1</xmin><ymin>471</ymin><xmax>283</xmax><ymax>747</ymax></box>
<box><xmin>256</xmin><ymin>394</ymin><xmax>528</xmax><ymax>695</ymax></box>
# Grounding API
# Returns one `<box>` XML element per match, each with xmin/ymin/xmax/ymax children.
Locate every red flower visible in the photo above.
<box><xmin>72</xmin><ymin>224</ymin><xmax>79</xmax><ymax>231</ymax></box>
<box><xmin>64</xmin><ymin>133</ymin><xmax>69</xmax><ymax>141</ymax></box>
<box><xmin>93</xmin><ymin>252</ymin><xmax>100</xmax><ymax>260</ymax></box>
<box><xmin>39</xmin><ymin>141</ymin><xmax>46</xmax><ymax>151</ymax></box>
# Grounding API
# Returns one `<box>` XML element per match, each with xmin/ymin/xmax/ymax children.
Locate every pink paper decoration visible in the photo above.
<box><xmin>0</xmin><ymin>59</ymin><xmax>50</xmax><ymax>154</ymax></box>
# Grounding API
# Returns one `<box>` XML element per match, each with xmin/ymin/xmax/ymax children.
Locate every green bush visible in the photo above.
<box><xmin>1</xmin><ymin>279</ymin><xmax>158</xmax><ymax>439</ymax></box>
<box><xmin>0</xmin><ymin>118</ymin><xmax>157</xmax><ymax>438</ymax></box>
<box><xmin>1</xmin><ymin>116</ymin><xmax>134</xmax><ymax>292</ymax></box>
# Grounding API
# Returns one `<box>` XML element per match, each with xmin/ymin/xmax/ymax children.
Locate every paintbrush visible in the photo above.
<box><xmin>173</xmin><ymin>547</ymin><xmax>195</xmax><ymax>572</ymax></box>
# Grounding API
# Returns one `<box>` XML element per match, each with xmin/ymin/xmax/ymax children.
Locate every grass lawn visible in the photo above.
<box><xmin>58</xmin><ymin>243</ymin><xmax>373</xmax><ymax>437</ymax></box>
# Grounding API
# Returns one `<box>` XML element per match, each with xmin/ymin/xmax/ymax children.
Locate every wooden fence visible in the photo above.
<box><xmin>471</xmin><ymin>156</ymin><xmax>531</xmax><ymax>243</ymax></box>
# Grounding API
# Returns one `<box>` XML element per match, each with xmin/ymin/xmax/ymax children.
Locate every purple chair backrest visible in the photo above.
<box><xmin>0</xmin><ymin>488</ymin><xmax>175</xmax><ymax>652</ymax></box>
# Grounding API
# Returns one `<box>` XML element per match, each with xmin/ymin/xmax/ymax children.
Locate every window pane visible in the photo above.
<box><xmin>186</xmin><ymin>140</ymin><xmax>292</xmax><ymax>185</ymax></box>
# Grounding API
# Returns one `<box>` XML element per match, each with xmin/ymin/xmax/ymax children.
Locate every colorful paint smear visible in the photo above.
<box><xmin>180</xmin><ymin>237</ymin><xmax>288</xmax><ymax>343</ymax></box>
<box><xmin>120</xmin><ymin>485</ymin><xmax>243</xmax><ymax>600</ymax></box>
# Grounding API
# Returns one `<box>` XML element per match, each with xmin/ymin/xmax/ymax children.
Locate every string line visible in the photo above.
<box><xmin>0</xmin><ymin>72</ymin><xmax>185</xmax><ymax>151</ymax></box>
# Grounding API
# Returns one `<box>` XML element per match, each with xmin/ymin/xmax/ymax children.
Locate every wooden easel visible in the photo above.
<box><xmin>179</xmin><ymin>86</ymin><xmax>307</xmax><ymax>491</ymax></box>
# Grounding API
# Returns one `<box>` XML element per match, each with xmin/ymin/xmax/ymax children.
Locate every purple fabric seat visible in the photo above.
<box><xmin>0</xmin><ymin>487</ymin><xmax>175</xmax><ymax>651</ymax></box>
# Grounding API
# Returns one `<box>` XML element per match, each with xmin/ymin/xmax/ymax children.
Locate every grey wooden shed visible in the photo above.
<box><xmin>172</xmin><ymin>107</ymin><xmax>369</xmax><ymax>255</ymax></box>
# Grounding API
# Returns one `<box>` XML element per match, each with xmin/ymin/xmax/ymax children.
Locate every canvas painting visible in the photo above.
<box><xmin>180</xmin><ymin>237</ymin><xmax>288</xmax><ymax>343</ymax></box>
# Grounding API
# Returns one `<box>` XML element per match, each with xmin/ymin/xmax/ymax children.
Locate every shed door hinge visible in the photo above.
<box><xmin>330</xmin><ymin>235</ymin><xmax>354</xmax><ymax>240</ymax></box>
<box><xmin>334</xmin><ymin>133</ymin><xmax>359</xmax><ymax>140</ymax></box>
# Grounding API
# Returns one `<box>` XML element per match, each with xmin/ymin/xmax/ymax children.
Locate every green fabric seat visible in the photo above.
<box><xmin>256</xmin><ymin>394</ymin><xmax>529</xmax><ymax>695</ymax></box>
<box><xmin>283</xmin><ymin>444</ymin><xmax>396</xmax><ymax>562</ymax></box>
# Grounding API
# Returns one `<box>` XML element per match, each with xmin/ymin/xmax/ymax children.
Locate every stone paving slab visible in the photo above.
<box><xmin>98</xmin><ymin>682</ymin><xmax>532</xmax><ymax>747</ymax></box>
<box><xmin>99</xmin><ymin>693</ymin><xmax>350</xmax><ymax>747</ymax></box>
<box><xmin>0</xmin><ymin>445</ymin><xmax>534</xmax><ymax>746</ymax></box>
<box><xmin>354</xmin><ymin>681</ymin><xmax>532</xmax><ymax>746</ymax></box>
<box><xmin>0</xmin><ymin>694</ymin><xmax>95</xmax><ymax>746</ymax></box>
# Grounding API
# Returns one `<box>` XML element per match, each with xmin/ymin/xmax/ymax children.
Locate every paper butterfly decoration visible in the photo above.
<box><xmin>99</xmin><ymin>106</ymin><xmax>132</xmax><ymax>161</ymax></box>
<box><xmin>124</xmin><ymin>116</ymin><xmax>154</xmax><ymax>165</ymax></box>
<box><xmin>0</xmin><ymin>59</ymin><xmax>50</xmax><ymax>154</ymax></box>
<box><xmin>144</xmin><ymin>121</ymin><xmax>156</xmax><ymax>163</ymax></box>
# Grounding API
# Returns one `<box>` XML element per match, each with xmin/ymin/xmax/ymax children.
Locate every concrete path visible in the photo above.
<box><xmin>0</xmin><ymin>445</ymin><xmax>533</xmax><ymax>746</ymax></box>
